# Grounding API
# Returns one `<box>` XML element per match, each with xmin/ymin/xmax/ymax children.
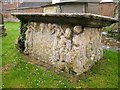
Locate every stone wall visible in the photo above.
<box><xmin>43</xmin><ymin>3</ymin><xmax>88</xmax><ymax>13</ymax></box>
<box><xmin>87</xmin><ymin>3</ymin><xmax>99</xmax><ymax>14</ymax></box>
<box><xmin>43</xmin><ymin>2</ymin><xmax>117</xmax><ymax>17</ymax></box>
<box><xmin>98</xmin><ymin>2</ymin><xmax>116</xmax><ymax>17</ymax></box>
<box><xmin>43</xmin><ymin>5</ymin><xmax>60</xmax><ymax>13</ymax></box>
<box><xmin>13</xmin><ymin>13</ymin><xmax>117</xmax><ymax>77</ymax></box>
<box><xmin>3</xmin><ymin>10</ymin><xmax>19</xmax><ymax>22</ymax></box>
<box><xmin>16</xmin><ymin>7</ymin><xmax>43</xmax><ymax>13</ymax></box>
<box><xmin>3</xmin><ymin>7</ymin><xmax>43</xmax><ymax>22</ymax></box>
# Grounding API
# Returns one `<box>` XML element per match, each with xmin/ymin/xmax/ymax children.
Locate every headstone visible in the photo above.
<box><xmin>0</xmin><ymin>13</ymin><xmax>6</xmax><ymax>36</ymax></box>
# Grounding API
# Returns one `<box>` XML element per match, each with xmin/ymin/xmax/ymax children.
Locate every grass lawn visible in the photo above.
<box><xmin>1</xmin><ymin>22</ymin><xmax>119</xmax><ymax>88</ymax></box>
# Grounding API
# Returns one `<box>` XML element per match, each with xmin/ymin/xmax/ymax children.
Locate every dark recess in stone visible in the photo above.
<box><xmin>18</xmin><ymin>21</ymin><xmax>28</xmax><ymax>52</ymax></box>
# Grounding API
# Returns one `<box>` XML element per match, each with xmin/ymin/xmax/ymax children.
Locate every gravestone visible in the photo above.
<box><xmin>0</xmin><ymin>13</ymin><xmax>6</xmax><ymax>36</ymax></box>
<box><xmin>12</xmin><ymin>13</ymin><xmax>117</xmax><ymax>81</ymax></box>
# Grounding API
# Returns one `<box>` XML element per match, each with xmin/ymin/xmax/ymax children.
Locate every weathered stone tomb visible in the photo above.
<box><xmin>12</xmin><ymin>13</ymin><xmax>117</xmax><ymax>76</ymax></box>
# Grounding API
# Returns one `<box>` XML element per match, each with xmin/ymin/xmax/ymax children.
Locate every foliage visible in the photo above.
<box><xmin>103</xmin><ymin>24</ymin><xmax>120</xmax><ymax>41</ymax></box>
<box><xmin>18</xmin><ymin>22</ymin><xmax>28</xmax><ymax>52</ymax></box>
<box><xmin>103</xmin><ymin>24</ymin><xmax>115</xmax><ymax>32</ymax></box>
<box><xmin>2</xmin><ymin>22</ymin><xmax>119</xmax><ymax>88</ymax></box>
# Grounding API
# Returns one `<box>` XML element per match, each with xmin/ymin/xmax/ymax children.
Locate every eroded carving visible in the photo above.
<box><xmin>73</xmin><ymin>25</ymin><xmax>82</xmax><ymax>34</ymax></box>
<box><xmin>20</xmin><ymin>22</ymin><xmax>103</xmax><ymax>76</ymax></box>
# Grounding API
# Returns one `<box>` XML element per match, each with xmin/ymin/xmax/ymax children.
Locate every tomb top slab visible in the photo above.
<box><xmin>12</xmin><ymin>13</ymin><xmax>118</xmax><ymax>28</ymax></box>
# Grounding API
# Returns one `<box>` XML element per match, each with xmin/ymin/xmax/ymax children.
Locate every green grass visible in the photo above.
<box><xmin>1</xmin><ymin>22</ymin><xmax>119</xmax><ymax>88</ymax></box>
<box><xmin>77</xmin><ymin>50</ymin><xmax>119</xmax><ymax>88</ymax></box>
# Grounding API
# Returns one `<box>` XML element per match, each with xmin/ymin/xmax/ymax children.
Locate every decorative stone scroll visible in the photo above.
<box><xmin>12</xmin><ymin>13</ymin><xmax>117</xmax><ymax>76</ymax></box>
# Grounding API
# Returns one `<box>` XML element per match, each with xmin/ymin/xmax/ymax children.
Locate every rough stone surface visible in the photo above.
<box><xmin>12</xmin><ymin>13</ymin><xmax>118</xmax><ymax>28</ymax></box>
<box><xmin>73</xmin><ymin>26</ymin><xmax>82</xmax><ymax>34</ymax></box>
<box><xmin>20</xmin><ymin>22</ymin><xmax>103</xmax><ymax>75</ymax></box>
<box><xmin>12</xmin><ymin>13</ymin><xmax>117</xmax><ymax>76</ymax></box>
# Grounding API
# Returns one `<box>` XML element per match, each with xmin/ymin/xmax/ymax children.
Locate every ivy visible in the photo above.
<box><xmin>18</xmin><ymin>21</ymin><xmax>28</xmax><ymax>52</ymax></box>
